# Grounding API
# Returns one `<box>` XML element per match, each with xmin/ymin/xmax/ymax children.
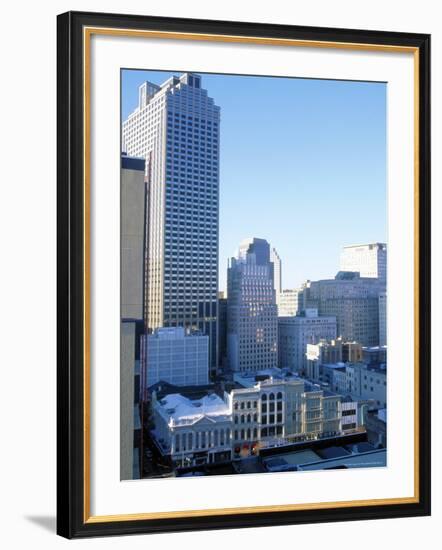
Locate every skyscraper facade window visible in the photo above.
<box><xmin>122</xmin><ymin>73</ymin><xmax>220</xmax><ymax>374</ymax></box>
<box><xmin>227</xmin><ymin>238</ymin><xmax>278</xmax><ymax>372</ymax></box>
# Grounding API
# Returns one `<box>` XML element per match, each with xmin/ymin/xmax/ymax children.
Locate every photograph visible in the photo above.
<box><xmin>120</xmin><ymin>69</ymin><xmax>388</xmax><ymax>481</ymax></box>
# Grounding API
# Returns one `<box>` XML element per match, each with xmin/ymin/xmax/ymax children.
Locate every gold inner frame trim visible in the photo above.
<box><xmin>82</xmin><ymin>26</ymin><xmax>420</xmax><ymax>524</ymax></box>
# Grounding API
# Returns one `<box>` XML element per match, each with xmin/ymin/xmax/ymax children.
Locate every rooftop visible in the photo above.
<box><xmin>233</xmin><ymin>368</ymin><xmax>305</xmax><ymax>389</ymax></box>
<box><xmin>156</xmin><ymin>393</ymin><xmax>231</xmax><ymax>426</ymax></box>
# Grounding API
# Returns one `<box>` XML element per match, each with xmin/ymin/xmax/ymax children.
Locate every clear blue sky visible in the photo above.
<box><xmin>122</xmin><ymin>70</ymin><xmax>386</xmax><ymax>292</ymax></box>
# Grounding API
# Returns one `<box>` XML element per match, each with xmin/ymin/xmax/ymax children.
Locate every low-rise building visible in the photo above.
<box><xmin>151</xmin><ymin>392</ymin><xmax>232</xmax><ymax>467</ymax></box>
<box><xmin>347</xmin><ymin>362</ymin><xmax>387</xmax><ymax>409</ymax></box>
<box><xmin>150</xmin><ymin>369</ymin><xmax>364</xmax><ymax>467</ymax></box>
<box><xmin>362</xmin><ymin>345</ymin><xmax>387</xmax><ymax>366</ymax></box>
<box><xmin>318</xmin><ymin>361</ymin><xmax>386</xmax><ymax>410</ymax></box>
<box><xmin>365</xmin><ymin>409</ymin><xmax>387</xmax><ymax>448</ymax></box>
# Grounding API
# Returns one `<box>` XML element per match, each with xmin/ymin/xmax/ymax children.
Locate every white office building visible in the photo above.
<box><xmin>278</xmin><ymin>309</ymin><xmax>337</xmax><ymax>374</ymax></box>
<box><xmin>278</xmin><ymin>288</ymin><xmax>300</xmax><ymax>316</ymax></box>
<box><xmin>144</xmin><ymin>327</ymin><xmax>209</xmax><ymax>388</ymax></box>
<box><xmin>340</xmin><ymin>243</ymin><xmax>387</xmax><ymax>282</ymax></box>
<box><xmin>227</xmin><ymin>238</ymin><xmax>278</xmax><ymax>372</ymax></box>
<box><xmin>123</xmin><ymin>73</ymin><xmax>220</xmax><ymax>373</ymax></box>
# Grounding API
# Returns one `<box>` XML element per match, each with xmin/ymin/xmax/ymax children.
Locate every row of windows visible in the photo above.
<box><xmin>234</xmin><ymin>414</ymin><xmax>258</xmax><ymax>424</ymax></box>
<box><xmin>233</xmin><ymin>400</ymin><xmax>258</xmax><ymax>410</ymax></box>
<box><xmin>167</xmin><ymin>124</ymin><xmax>218</xmax><ymax>136</ymax></box>
<box><xmin>261</xmin><ymin>414</ymin><xmax>283</xmax><ymax>424</ymax></box>
<box><xmin>261</xmin><ymin>426</ymin><xmax>283</xmax><ymax>437</ymax></box>
<box><xmin>166</xmin><ymin>198</ymin><xmax>218</xmax><ymax>206</ymax></box>
<box><xmin>167</xmin><ymin>113</ymin><xmax>218</xmax><ymax>126</ymax></box>
<box><xmin>168</xmin><ymin>134</ymin><xmax>218</xmax><ymax>145</ymax></box>
<box><xmin>234</xmin><ymin>428</ymin><xmax>259</xmax><ymax>441</ymax></box>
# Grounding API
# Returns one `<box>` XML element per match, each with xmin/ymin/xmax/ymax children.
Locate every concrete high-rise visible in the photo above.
<box><xmin>303</xmin><ymin>272</ymin><xmax>384</xmax><ymax>346</ymax></box>
<box><xmin>227</xmin><ymin>238</ymin><xmax>278</xmax><ymax>372</ymax></box>
<box><xmin>123</xmin><ymin>73</ymin><xmax>220</xmax><ymax>375</ymax></box>
<box><xmin>340</xmin><ymin>243</ymin><xmax>387</xmax><ymax>283</ymax></box>
<box><xmin>278</xmin><ymin>309</ymin><xmax>337</xmax><ymax>374</ymax></box>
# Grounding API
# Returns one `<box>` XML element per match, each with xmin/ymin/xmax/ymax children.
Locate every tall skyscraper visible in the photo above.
<box><xmin>270</xmin><ymin>247</ymin><xmax>282</xmax><ymax>303</ymax></box>
<box><xmin>227</xmin><ymin>238</ymin><xmax>278</xmax><ymax>372</ymax></box>
<box><xmin>340</xmin><ymin>243</ymin><xmax>387</xmax><ymax>283</ymax></box>
<box><xmin>123</xmin><ymin>73</ymin><xmax>220</xmax><ymax>375</ymax></box>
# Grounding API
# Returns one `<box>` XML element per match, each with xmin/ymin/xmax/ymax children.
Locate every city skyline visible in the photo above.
<box><xmin>120</xmin><ymin>71</ymin><xmax>387</xmax><ymax>480</ymax></box>
<box><xmin>122</xmin><ymin>69</ymin><xmax>387</xmax><ymax>291</ymax></box>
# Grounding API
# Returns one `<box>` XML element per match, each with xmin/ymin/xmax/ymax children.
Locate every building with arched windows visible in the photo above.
<box><xmin>150</xmin><ymin>370</ymin><xmax>363</xmax><ymax>468</ymax></box>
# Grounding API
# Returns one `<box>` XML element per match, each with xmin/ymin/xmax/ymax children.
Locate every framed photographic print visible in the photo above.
<box><xmin>57</xmin><ymin>11</ymin><xmax>431</xmax><ymax>538</ymax></box>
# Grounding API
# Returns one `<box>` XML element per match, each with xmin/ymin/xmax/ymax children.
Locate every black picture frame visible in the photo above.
<box><xmin>57</xmin><ymin>10</ymin><xmax>431</xmax><ymax>539</ymax></box>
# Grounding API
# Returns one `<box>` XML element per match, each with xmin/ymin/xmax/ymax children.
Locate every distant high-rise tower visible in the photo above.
<box><xmin>123</xmin><ymin>73</ymin><xmax>220</xmax><ymax>374</ymax></box>
<box><xmin>278</xmin><ymin>309</ymin><xmax>337</xmax><ymax>374</ymax></box>
<box><xmin>278</xmin><ymin>289</ymin><xmax>300</xmax><ymax>317</ymax></box>
<box><xmin>227</xmin><ymin>238</ymin><xmax>278</xmax><ymax>372</ymax></box>
<box><xmin>303</xmin><ymin>272</ymin><xmax>383</xmax><ymax>346</ymax></box>
<box><xmin>270</xmin><ymin>247</ymin><xmax>282</xmax><ymax>304</ymax></box>
<box><xmin>340</xmin><ymin>243</ymin><xmax>387</xmax><ymax>283</ymax></box>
